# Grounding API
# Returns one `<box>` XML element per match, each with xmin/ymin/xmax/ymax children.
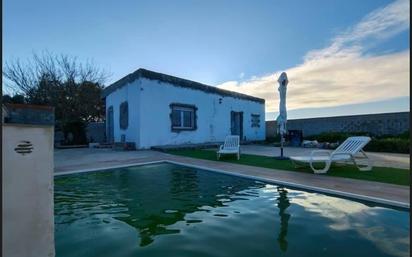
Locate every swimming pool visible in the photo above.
<box><xmin>55</xmin><ymin>163</ymin><xmax>409</xmax><ymax>257</ymax></box>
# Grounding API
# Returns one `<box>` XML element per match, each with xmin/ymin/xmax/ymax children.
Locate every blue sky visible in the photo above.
<box><xmin>3</xmin><ymin>0</ymin><xmax>410</xmax><ymax>119</ymax></box>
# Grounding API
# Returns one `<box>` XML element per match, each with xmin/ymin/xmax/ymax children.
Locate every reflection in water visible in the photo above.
<box><xmin>54</xmin><ymin>163</ymin><xmax>410</xmax><ymax>257</ymax></box>
<box><xmin>276</xmin><ymin>187</ymin><xmax>291</xmax><ymax>252</ymax></box>
<box><xmin>291</xmin><ymin>192</ymin><xmax>410</xmax><ymax>257</ymax></box>
<box><xmin>55</xmin><ymin>164</ymin><xmax>261</xmax><ymax>247</ymax></box>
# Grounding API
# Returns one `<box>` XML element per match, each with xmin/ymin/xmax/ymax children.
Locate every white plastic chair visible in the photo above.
<box><xmin>217</xmin><ymin>135</ymin><xmax>240</xmax><ymax>160</ymax></box>
<box><xmin>290</xmin><ymin>136</ymin><xmax>373</xmax><ymax>174</ymax></box>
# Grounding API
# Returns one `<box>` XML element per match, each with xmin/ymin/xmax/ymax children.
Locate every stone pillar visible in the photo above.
<box><xmin>2</xmin><ymin>104</ymin><xmax>55</xmax><ymax>257</ymax></box>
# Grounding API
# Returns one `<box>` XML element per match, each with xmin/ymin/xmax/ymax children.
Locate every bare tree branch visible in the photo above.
<box><xmin>3</xmin><ymin>51</ymin><xmax>109</xmax><ymax>93</ymax></box>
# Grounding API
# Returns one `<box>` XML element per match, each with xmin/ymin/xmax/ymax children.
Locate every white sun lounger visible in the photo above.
<box><xmin>217</xmin><ymin>135</ymin><xmax>240</xmax><ymax>160</ymax></box>
<box><xmin>290</xmin><ymin>136</ymin><xmax>372</xmax><ymax>174</ymax></box>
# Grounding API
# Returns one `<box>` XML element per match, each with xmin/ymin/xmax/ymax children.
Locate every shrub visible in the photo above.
<box><xmin>266</xmin><ymin>134</ymin><xmax>281</xmax><ymax>143</ymax></box>
<box><xmin>398</xmin><ymin>130</ymin><xmax>410</xmax><ymax>139</ymax></box>
<box><xmin>61</xmin><ymin>121</ymin><xmax>88</xmax><ymax>145</ymax></box>
<box><xmin>365</xmin><ymin>138</ymin><xmax>409</xmax><ymax>154</ymax></box>
<box><xmin>304</xmin><ymin>132</ymin><xmax>369</xmax><ymax>144</ymax></box>
<box><xmin>305</xmin><ymin>131</ymin><xmax>409</xmax><ymax>153</ymax></box>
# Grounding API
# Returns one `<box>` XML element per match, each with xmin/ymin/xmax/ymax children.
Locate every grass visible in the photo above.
<box><xmin>166</xmin><ymin>149</ymin><xmax>410</xmax><ymax>186</ymax></box>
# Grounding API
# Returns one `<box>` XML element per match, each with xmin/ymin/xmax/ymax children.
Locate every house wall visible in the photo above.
<box><xmin>105</xmin><ymin>80</ymin><xmax>141</xmax><ymax>144</ymax></box>
<box><xmin>138</xmin><ymin>78</ymin><xmax>265</xmax><ymax>148</ymax></box>
<box><xmin>105</xmin><ymin>78</ymin><xmax>265</xmax><ymax>148</ymax></box>
<box><xmin>2</xmin><ymin>124</ymin><xmax>55</xmax><ymax>257</ymax></box>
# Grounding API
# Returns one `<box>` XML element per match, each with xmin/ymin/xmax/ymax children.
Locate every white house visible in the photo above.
<box><xmin>102</xmin><ymin>68</ymin><xmax>265</xmax><ymax>149</ymax></box>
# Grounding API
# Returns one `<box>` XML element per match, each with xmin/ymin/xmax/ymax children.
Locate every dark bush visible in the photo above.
<box><xmin>304</xmin><ymin>131</ymin><xmax>369</xmax><ymax>143</ymax></box>
<box><xmin>2</xmin><ymin>94</ymin><xmax>26</xmax><ymax>104</ymax></box>
<box><xmin>365</xmin><ymin>138</ymin><xmax>409</xmax><ymax>154</ymax></box>
<box><xmin>61</xmin><ymin>121</ymin><xmax>87</xmax><ymax>145</ymax></box>
<box><xmin>305</xmin><ymin>131</ymin><xmax>409</xmax><ymax>153</ymax></box>
<box><xmin>266</xmin><ymin>134</ymin><xmax>281</xmax><ymax>143</ymax></box>
<box><xmin>398</xmin><ymin>130</ymin><xmax>410</xmax><ymax>139</ymax></box>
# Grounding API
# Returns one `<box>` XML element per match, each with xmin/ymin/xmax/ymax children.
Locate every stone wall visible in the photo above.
<box><xmin>53</xmin><ymin>122</ymin><xmax>106</xmax><ymax>145</ymax></box>
<box><xmin>86</xmin><ymin>122</ymin><xmax>106</xmax><ymax>143</ymax></box>
<box><xmin>266</xmin><ymin>120</ymin><xmax>278</xmax><ymax>138</ymax></box>
<box><xmin>3</xmin><ymin>103</ymin><xmax>54</xmax><ymax>125</ymax></box>
<box><xmin>266</xmin><ymin>112</ymin><xmax>409</xmax><ymax>138</ymax></box>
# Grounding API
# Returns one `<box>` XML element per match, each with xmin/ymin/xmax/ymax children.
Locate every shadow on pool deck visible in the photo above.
<box><xmin>54</xmin><ymin>148</ymin><xmax>410</xmax><ymax>208</ymax></box>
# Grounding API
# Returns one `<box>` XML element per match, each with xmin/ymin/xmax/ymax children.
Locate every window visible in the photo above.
<box><xmin>251</xmin><ymin>114</ymin><xmax>260</xmax><ymax>128</ymax></box>
<box><xmin>119</xmin><ymin>101</ymin><xmax>128</xmax><ymax>130</ymax></box>
<box><xmin>170</xmin><ymin>103</ymin><xmax>197</xmax><ymax>131</ymax></box>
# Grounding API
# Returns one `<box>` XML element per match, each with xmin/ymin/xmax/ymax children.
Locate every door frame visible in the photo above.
<box><xmin>107</xmin><ymin>106</ymin><xmax>114</xmax><ymax>143</ymax></box>
<box><xmin>230</xmin><ymin>111</ymin><xmax>243</xmax><ymax>139</ymax></box>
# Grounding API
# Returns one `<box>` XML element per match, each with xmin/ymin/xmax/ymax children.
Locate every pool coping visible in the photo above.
<box><xmin>54</xmin><ymin>159</ymin><xmax>410</xmax><ymax>210</ymax></box>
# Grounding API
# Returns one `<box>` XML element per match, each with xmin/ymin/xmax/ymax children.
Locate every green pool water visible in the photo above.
<box><xmin>55</xmin><ymin>163</ymin><xmax>409</xmax><ymax>257</ymax></box>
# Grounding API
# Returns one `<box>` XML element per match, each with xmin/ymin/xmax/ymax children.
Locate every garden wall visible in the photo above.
<box><xmin>266</xmin><ymin>112</ymin><xmax>409</xmax><ymax>138</ymax></box>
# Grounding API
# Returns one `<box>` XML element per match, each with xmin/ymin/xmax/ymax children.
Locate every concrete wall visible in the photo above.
<box><xmin>2</xmin><ymin>124</ymin><xmax>55</xmax><ymax>257</ymax></box>
<box><xmin>106</xmin><ymin>78</ymin><xmax>265</xmax><ymax>148</ymax></box>
<box><xmin>86</xmin><ymin>122</ymin><xmax>106</xmax><ymax>143</ymax></box>
<box><xmin>266</xmin><ymin>120</ymin><xmax>277</xmax><ymax>138</ymax></box>
<box><xmin>266</xmin><ymin>112</ymin><xmax>410</xmax><ymax>138</ymax></box>
<box><xmin>54</xmin><ymin>122</ymin><xmax>106</xmax><ymax>145</ymax></box>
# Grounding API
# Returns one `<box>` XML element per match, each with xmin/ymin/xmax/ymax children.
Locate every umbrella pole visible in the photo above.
<box><xmin>275</xmin><ymin>132</ymin><xmax>289</xmax><ymax>160</ymax></box>
<box><xmin>280</xmin><ymin>135</ymin><xmax>284</xmax><ymax>158</ymax></box>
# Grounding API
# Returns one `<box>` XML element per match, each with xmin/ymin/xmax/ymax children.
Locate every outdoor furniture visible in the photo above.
<box><xmin>290</xmin><ymin>136</ymin><xmax>372</xmax><ymax>174</ymax></box>
<box><xmin>217</xmin><ymin>135</ymin><xmax>240</xmax><ymax>160</ymax></box>
<box><xmin>302</xmin><ymin>140</ymin><xmax>319</xmax><ymax>148</ymax></box>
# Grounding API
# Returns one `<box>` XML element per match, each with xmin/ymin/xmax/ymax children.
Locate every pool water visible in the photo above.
<box><xmin>55</xmin><ymin>163</ymin><xmax>409</xmax><ymax>257</ymax></box>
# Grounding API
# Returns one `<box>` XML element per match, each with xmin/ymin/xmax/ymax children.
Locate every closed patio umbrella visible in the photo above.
<box><xmin>275</xmin><ymin>72</ymin><xmax>289</xmax><ymax>160</ymax></box>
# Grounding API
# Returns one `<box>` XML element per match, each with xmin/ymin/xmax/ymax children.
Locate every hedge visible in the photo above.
<box><xmin>303</xmin><ymin>131</ymin><xmax>409</xmax><ymax>154</ymax></box>
<box><xmin>365</xmin><ymin>137</ymin><xmax>409</xmax><ymax>154</ymax></box>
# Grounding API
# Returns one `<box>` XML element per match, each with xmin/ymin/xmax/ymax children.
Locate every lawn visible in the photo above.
<box><xmin>166</xmin><ymin>149</ymin><xmax>410</xmax><ymax>186</ymax></box>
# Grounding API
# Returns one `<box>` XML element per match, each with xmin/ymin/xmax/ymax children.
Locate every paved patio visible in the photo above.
<box><xmin>54</xmin><ymin>148</ymin><xmax>409</xmax><ymax>208</ymax></box>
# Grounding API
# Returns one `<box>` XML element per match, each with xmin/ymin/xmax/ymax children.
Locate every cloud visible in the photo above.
<box><xmin>217</xmin><ymin>0</ymin><xmax>410</xmax><ymax>114</ymax></box>
<box><xmin>305</xmin><ymin>0</ymin><xmax>410</xmax><ymax>62</ymax></box>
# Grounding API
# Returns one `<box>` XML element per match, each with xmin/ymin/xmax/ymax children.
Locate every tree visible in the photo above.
<box><xmin>2</xmin><ymin>94</ymin><xmax>26</xmax><ymax>104</ymax></box>
<box><xmin>3</xmin><ymin>52</ymin><xmax>109</xmax><ymax>144</ymax></box>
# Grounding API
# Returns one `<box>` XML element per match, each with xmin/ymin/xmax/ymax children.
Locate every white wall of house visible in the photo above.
<box><xmin>138</xmin><ymin>78</ymin><xmax>265</xmax><ymax>148</ymax></box>
<box><xmin>105</xmin><ymin>80</ymin><xmax>141</xmax><ymax>144</ymax></box>
<box><xmin>105</xmin><ymin>78</ymin><xmax>265</xmax><ymax>149</ymax></box>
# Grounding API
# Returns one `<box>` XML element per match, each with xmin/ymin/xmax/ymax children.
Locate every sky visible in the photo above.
<box><xmin>3</xmin><ymin>0</ymin><xmax>410</xmax><ymax>120</ymax></box>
